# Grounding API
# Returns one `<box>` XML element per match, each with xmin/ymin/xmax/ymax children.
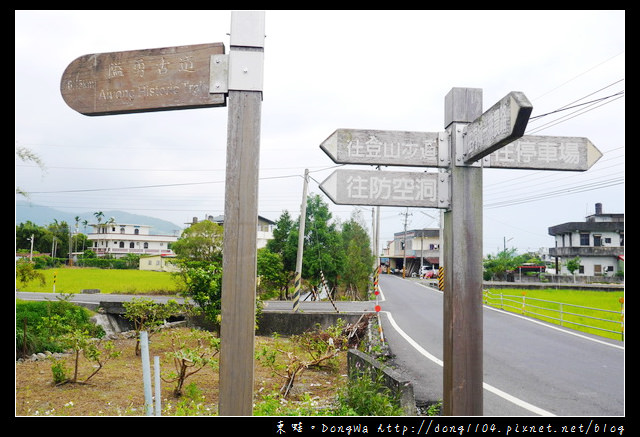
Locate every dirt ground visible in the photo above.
<box><xmin>15</xmin><ymin>327</ymin><xmax>347</xmax><ymax>416</ymax></box>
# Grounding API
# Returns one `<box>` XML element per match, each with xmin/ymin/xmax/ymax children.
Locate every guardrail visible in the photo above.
<box><xmin>483</xmin><ymin>290</ymin><xmax>624</xmax><ymax>341</ymax></box>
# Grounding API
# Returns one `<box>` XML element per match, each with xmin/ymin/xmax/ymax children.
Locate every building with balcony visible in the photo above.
<box><xmin>548</xmin><ymin>203</ymin><xmax>624</xmax><ymax>276</ymax></box>
<box><xmin>87</xmin><ymin>223</ymin><xmax>177</xmax><ymax>258</ymax></box>
<box><xmin>382</xmin><ymin>228</ymin><xmax>440</xmax><ymax>276</ymax></box>
<box><xmin>185</xmin><ymin>214</ymin><xmax>275</xmax><ymax>248</ymax></box>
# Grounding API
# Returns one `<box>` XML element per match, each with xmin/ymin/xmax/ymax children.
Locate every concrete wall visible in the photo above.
<box><xmin>256</xmin><ymin>311</ymin><xmax>365</xmax><ymax>336</ymax></box>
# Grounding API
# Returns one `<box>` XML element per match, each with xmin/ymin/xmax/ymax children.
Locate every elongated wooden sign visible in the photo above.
<box><xmin>462</xmin><ymin>91</ymin><xmax>532</xmax><ymax>163</ymax></box>
<box><xmin>61</xmin><ymin>43</ymin><xmax>226</xmax><ymax>115</ymax></box>
<box><xmin>320</xmin><ymin>169</ymin><xmax>449</xmax><ymax>208</ymax></box>
<box><xmin>486</xmin><ymin>135</ymin><xmax>602</xmax><ymax>171</ymax></box>
<box><xmin>320</xmin><ymin>128</ymin><xmax>448</xmax><ymax>167</ymax></box>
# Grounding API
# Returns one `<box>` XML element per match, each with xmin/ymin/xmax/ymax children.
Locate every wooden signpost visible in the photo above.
<box><xmin>61</xmin><ymin>11</ymin><xmax>265</xmax><ymax>416</ymax></box>
<box><xmin>61</xmin><ymin>43</ymin><xmax>226</xmax><ymax>115</ymax></box>
<box><xmin>319</xmin><ymin>87</ymin><xmax>602</xmax><ymax>416</ymax></box>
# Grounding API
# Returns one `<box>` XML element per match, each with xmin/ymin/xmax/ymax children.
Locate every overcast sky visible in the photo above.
<box><xmin>15</xmin><ymin>10</ymin><xmax>625</xmax><ymax>255</ymax></box>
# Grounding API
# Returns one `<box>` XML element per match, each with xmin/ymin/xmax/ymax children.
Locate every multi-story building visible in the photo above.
<box><xmin>548</xmin><ymin>203</ymin><xmax>624</xmax><ymax>276</ymax></box>
<box><xmin>382</xmin><ymin>228</ymin><xmax>440</xmax><ymax>276</ymax></box>
<box><xmin>186</xmin><ymin>214</ymin><xmax>275</xmax><ymax>249</ymax></box>
<box><xmin>87</xmin><ymin>223</ymin><xmax>177</xmax><ymax>258</ymax></box>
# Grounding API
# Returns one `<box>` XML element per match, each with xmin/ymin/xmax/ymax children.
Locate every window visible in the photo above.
<box><xmin>134</xmin><ymin>229</ymin><xmax>139</xmax><ymax>235</ymax></box>
<box><xmin>580</xmin><ymin>233</ymin><xmax>590</xmax><ymax>246</ymax></box>
<box><xmin>593</xmin><ymin>235</ymin><xmax>602</xmax><ymax>247</ymax></box>
<box><xmin>144</xmin><ymin>242</ymin><xmax>149</xmax><ymax>249</ymax></box>
<box><xmin>129</xmin><ymin>242</ymin><xmax>134</xmax><ymax>248</ymax></box>
<box><xmin>120</xmin><ymin>227</ymin><xmax>125</xmax><ymax>234</ymax></box>
<box><xmin>119</xmin><ymin>242</ymin><xmax>124</xmax><ymax>248</ymax></box>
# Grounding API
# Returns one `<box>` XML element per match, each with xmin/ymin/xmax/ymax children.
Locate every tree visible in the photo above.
<box><xmin>265</xmin><ymin>211</ymin><xmax>297</xmax><ymax>297</ymax></box>
<box><xmin>123</xmin><ymin>297</ymin><xmax>187</xmax><ymax>356</ymax></box>
<box><xmin>266</xmin><ymin>210</ymin><xmax>294</xmax><ymax>260</ymax></box>
<box><xmin>15</xmin><ymin>221</ymin><xmax>47</xmax><ymax>254</ymax></box>
<box><xmin>257</xmin><ymin>247</ymin><xmax>287</xmax><ymax>298</ymax></box>
<box><xmin>483</xmin><ymin>248</ymin><xmax>519</xmax><ymax>280</ymax></box>
<box><xmin>15</xmin><ymin>258</ymin><xmax>46</xmax><ymax>289</ymax></box>
<box><xmin>16</xmin><ymin>145</ymin><xmax>45</xmax><ymax>198</ymax></box>
<box><xmin>341</xmin><ymin>215</ymin><xmax>374</xmax><ymax>299</ymax></box>
<box><xmin>171</xmin><ymin>220</ymin><xmax>224</xmax><ymax>263</ymax></box>
<box><xmin>175</xmin><ymin>262</ymin><xmax>223</xmax><ymax>331</ymax></box>
<box><xmin>301</xmin><ymin>194</ymin><xmax>345</xmax><ymax>290</ymax></box>
<box><xmin>565</xmin><ymin>256</ymin><xmax>581</xmax><ymax>275</ymax></box>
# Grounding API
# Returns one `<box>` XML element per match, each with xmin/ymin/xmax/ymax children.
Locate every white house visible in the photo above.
<box><xmin>548</xmin><ymin>203</ymin><xmax>624</xmax><ymax>276</ymax></box>
<box><xmin>87</xmin><ymin>223</ymin><xmax>177</xmax><ymax>258</ymax></box>
<box><xmin>139</xmin><ymin>254</ymin><xmax>179</xmax><ymax>272</ymax></box>
<box><xmin>185</xmin><ymin>214</ymin><xmax>275</xmax><ymax>248</ymax></box>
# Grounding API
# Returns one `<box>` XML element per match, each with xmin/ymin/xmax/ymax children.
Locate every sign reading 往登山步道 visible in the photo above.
<box><xmin>60</xmin><ymin>43</ymin><xmax>226</xmax><ymax>116</ymax></box>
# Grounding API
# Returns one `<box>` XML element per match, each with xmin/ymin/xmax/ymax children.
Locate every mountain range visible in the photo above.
<box><xmin>15</xmin><ymin>201</ymin><xmax>184</xmax><ymax>236</ymax></box>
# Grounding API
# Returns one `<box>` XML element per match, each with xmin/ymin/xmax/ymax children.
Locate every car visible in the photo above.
<box><xmin>420</xmin><ymin>267</ymin><xmax>436</xmax><ymax>278</ymax></box>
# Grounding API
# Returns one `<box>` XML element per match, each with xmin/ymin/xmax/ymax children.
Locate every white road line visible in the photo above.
<box><xmin>379</xmin><ymin>280</ymin><xmax>556</xmax><ymax>416</ymax></box>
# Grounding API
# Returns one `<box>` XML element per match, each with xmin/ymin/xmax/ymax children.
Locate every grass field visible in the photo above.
<box><xmin>484</xmin><ymin>287</ymin><xmax>625</xmax><ymax>341</ymax></box>
<box><xmin>16</xmin><ymin>267</ymin><xmax>180</xmax><ymax>294</ymax></box>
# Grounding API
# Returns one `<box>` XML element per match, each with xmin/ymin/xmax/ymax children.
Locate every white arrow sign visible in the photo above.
<box><xmin>320</xmin><ymin>128</ymin><xmax>448</xmax><ymax>167</ymax></box>
<box><xmin>485</xmin><ymin>135</ymin><xmax>602</xmax><ymax>171</ymax></box>
<box><xmin>463</xmin><ymin>91</ymin><xmax>533</xmax><ymax>163</ymax></box>
<box><xmin>319</xmin><ymin>169</ymin><xmax>449</xmax><ymax>208</ymax></box>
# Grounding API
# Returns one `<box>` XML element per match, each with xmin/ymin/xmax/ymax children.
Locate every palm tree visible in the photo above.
<box><xmin>81</xmin><ymin>219</ymin><xmax>89</xmax><ymax>252</ymax></box>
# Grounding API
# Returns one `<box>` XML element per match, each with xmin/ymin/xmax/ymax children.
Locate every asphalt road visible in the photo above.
<box><xmin>17</xmin><ymin>279</ymin><xmax>624</xmax><ymax>416</ymax></box>
<box><xmin>375</xmin><ymin>274</ymin><xmax>624</xmax><ymax>417</ymax></box>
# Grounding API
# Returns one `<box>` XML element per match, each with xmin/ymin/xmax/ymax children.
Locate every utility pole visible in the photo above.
<box><xmin>400</xmin><ymin>207</ymin><xmax>411</xmax><ymax>278</ymax></box>
<box><xmin>293</xmin><ymin>168</ymin><xmax>309</xmax><ymax>312</ymax></box>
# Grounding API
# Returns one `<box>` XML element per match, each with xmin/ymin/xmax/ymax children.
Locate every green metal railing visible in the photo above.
<box><xmin>483</xmin><ymin>290</ymin><xmax>624</xmax><ymax>341</ymax></box>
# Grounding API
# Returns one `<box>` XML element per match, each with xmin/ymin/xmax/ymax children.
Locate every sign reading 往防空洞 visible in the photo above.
<box><xmin>319</xmin><ymin>169</ymin><xmax>449</xmax><ymax>208</ymax></box>
<box><xmin>61</xmin><ymin>43</ymin><xmax>226</xmax><ymax>116</ymax></box>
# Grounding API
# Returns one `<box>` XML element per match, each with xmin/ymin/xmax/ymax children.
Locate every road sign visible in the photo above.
<box><xmin>319</xmin><ymin>169</ymin><xmax>449</xmax><ymax>208</ymax></box>
<box><xmin>320</xmin><ymin>128</ymin><xmax>448</xmax><ymax>167</ymax></box>
<box><xmin>485</xmin><ymin>135</ymin><xmax>602</xmax><ymax>171</ymax></box>
<box><xmin>462</xmin><ymin>91</ymin><xmax>533</xmax><ymax>163</ymax></box>
<box><xmin>61</xmin><ymin>43</ymin><xmax>226</xmax><ymax>115</ymax></box>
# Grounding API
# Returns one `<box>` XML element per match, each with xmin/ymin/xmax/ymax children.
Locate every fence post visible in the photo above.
<box><xmin>620</xmin><ymin>297</ymin><xmax>624</xmax><ymax>341</ymax></box>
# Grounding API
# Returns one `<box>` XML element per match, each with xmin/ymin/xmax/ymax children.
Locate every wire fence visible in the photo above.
<box><xmin>483</xmin><ymin>290</ymin><xmax>624</xmax><ymax>341</ymax></box>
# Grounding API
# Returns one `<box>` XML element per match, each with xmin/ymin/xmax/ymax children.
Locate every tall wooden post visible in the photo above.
<box><xmin>442</xmin><ymin>87</ymin><xmax>484</xmax><ymax>415</ymax></box>
<box><xmin>219</xmin><ymin>11</ymin><xmax>265</xmax><ymax>416</ymax></box>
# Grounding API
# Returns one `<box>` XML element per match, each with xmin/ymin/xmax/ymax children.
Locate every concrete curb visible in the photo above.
<box><xmin>347</xmin><ymin>349</ymin><xmax>417</xmax><ymax>415</ymax></box>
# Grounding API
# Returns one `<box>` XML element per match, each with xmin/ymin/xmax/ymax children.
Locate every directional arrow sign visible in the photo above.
<box><xmin>462</xmin><ymin>91</ymin><xmax>533</xmax><ymax>163</ymax></box>
<box><xmin>320</xmin><ymin>128</ymin><xmax>448</xmax><ymax>167</ymax></box>
<box><xmin>61</xmin><ymin>43</ymin><xmax>226</xmax><ymax>116</ymax></box>
<box><xmin>320</xmin><ymin>169</ymin><xmax>449</xmax><ymax>208</ymax></box>
<box><xmin>486</xmin><ymin>135</ymin><xmax>602</xmax><ymax>171</ymax></box>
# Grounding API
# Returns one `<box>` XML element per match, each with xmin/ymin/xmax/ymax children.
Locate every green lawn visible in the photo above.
<box><xmin>17</xmin><ymin>267</ymin><xmax>180</xmax><ymax>294</ymax></box>
<box><xmin>484</xmin><ymin>287</ymin><xmax>625</xmax><ymax>341</ymax></box>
